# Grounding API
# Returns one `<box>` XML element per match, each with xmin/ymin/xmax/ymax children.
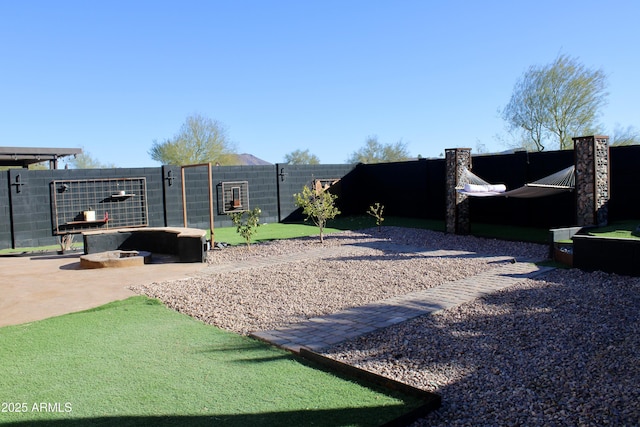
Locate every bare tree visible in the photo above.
<box><xmin>611</xmin><ymin>125</ymin><xmax>640</xmax><ymax>146</ymax></box>
<box><xmin>347</xmin><ymin>136</ymin><xmax>410</xmax><ymax>164</ymax></box>
<box><xmin>501</xmin><ymin>54</ymin><xmax>608</xmax><ymax>151</ymax></box>
<box><xmin>67</xmin><ymin>150</ymin><xmax>116</xmax><ymax>169</ymax></box>
<box><xmin>149</xmin><ymin>114</ymin><xmax>238</xmax><ymax>165</ymax></box>
<box><xmin>284</xmin><ymin>149</ymin><xmax>320</xmax><ymax>164</ymax></box>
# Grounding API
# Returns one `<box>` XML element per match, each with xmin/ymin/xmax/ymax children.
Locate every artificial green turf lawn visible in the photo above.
<box><xmin>0</xmin><ymin>296</ymin><xmax>422</xmax><ymax>426</ymax></box>
<box><xmin>212</xmin><ymin>221</ymin><xmax>346</xmax><ymax>246</ymax></box>
<box><xmin>585</xmin><ymin>220</ymin><xmax>640</xmax><ymax>240</ymax></box>
<box><xmin>211</xmin><ymin>215</ymin><xmax>392</xmax><ymax>245</ymax></box>
<box><xmin>212</xmin><ymin>215</ymin><xmax>548</xmax><ymax>246</ymax></box>
<box><xmin>0</xmin><ymin>215</ymin><xmax>551</xmax><ymax>254</ymax></box>
<box><xmin>0</xmin><ymin>243</ymin><xmax>83</xmax><ymax>255</ymax></box>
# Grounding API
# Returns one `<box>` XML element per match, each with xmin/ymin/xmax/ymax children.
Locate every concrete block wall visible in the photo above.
<box><xmin>276</xmin><ymin>164</ymin><xmax>357</xmax><ymax>222</ymax></box>
<box><xmin>9</xmin><ymin>168</ymin><xmax>82</xmax><ymax>248</ymax></box>
<box><xmin>211</xmin><ymin>165</ymin><xmax>279</xmax><ymax>228</ymax></box>
<box><xmin>3</xmin><ymin>167</ymin><xmax>168</xmax><ymax>248</ymax></box>
<box><xmin>0</xmin><ymin>172</ymin><xmax>10</xmax><ymax>246</ymax></box>
<box><xmin>350</xmin><ymin>160</ymin><xmax>445</xmax><ymax>220</ymax></box>
<box><xmin>470</xmin><ymin>149</ymin><xmax>576</xmax><ymax>228</ymax></box>
<box><xmin>609</xmin><ymin>145</ymin><xmax>640</xmax><ymax>220</ymax></box>
<box><xmin>161</xmin><ymin>165</ymin><xmax>184</xmax><ymax>228</ymax></box>
<box><xmin>181</xmin><ymin>165</ymin><xmax>216</xmax><ymax>230</ymax></box>
<box><xmin>140</xmin><ymin>166</ymin><xmax>168</xmax><ymax>228</ymax></box>
<box><xmin>1</xmin><ymin>145</ymin><xmax>638</xmax><ymax>250</ymax></box>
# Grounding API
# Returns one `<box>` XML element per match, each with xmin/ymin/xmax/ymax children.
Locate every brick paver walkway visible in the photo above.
<box><xmin>243</xmin><ymin>243</ymin><xmax>555</xmax><ymax>353</ymax></box>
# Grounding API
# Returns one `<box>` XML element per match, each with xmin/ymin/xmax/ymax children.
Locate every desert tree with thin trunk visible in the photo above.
<box><xmin>501</xmin><ymin>54</ymin><xmax>608</xmax><ymax>151</ymax></box>
<box><xmin>149</xmin><ymin>114</ymin><xmax>239</xmax><ymax>165</ymax></box>
<box><xmin>294</xmin><ymin>185</ymin><xmax>340</xmax><ymax>243</ymax></box>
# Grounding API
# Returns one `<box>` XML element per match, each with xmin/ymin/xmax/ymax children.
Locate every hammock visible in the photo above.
<box><xmin>457</xmin><ymin>165</ymin><xmax>575</xmax><ymax>199</ymax></box>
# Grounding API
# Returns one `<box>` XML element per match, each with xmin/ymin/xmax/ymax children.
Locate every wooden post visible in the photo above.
<box><xmin>207</xmin><ymin>162</ymin><xmax>214</xmax><ymax>243</ymax></box>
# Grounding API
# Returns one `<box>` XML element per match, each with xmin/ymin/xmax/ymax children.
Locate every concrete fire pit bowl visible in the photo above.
<box><xmin>80</xmin><ymin>250</ymin><xmax>152</xmax><ymax>269</ymax></box>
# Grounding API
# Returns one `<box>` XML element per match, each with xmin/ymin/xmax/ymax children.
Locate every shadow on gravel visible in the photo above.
<box><xmin>322</xmin><ymin>269</ymin><xmax>640</xmax><ymax>426</ymax></box>
<box><xmin>322</xmin><ymin>252</ymin><xmax>512</xmax><ymax>264</ymax></box>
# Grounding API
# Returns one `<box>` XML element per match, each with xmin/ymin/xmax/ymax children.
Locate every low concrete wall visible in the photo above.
<box><xmin>549</xmin><ymin>226</ymin><xmax>584</xmax><ymax>243</ymax></box>
<box><xmin>548</xmin><ymin>226</ymin><xmax>585</xmax><ymax>263</ymax></box>
<box><xmin>83</xmin><ymin>227</ymin><xmax>207</xmax><ymax>263</ymax></box>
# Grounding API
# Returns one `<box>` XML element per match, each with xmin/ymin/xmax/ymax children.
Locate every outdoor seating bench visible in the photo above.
<box><xmin>82</xmin><ymin>227</ymin><xmax>207</xmax><ymax>263</ymax></box>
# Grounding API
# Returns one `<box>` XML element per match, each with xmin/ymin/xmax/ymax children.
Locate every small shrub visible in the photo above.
<box><xmin>58</xmin><ymin>233</ymin><xmax>75</xmax><ymax>253</ymax></box>
<box><xmin>230</xmin><ymin>207</ymin><xmax>262</xmax><ymax>248</ymax></box>
<box><xmin>294</xmin><ymin>185</ymin><xmax>340</xmax><ymax>243</ymax></box>
<box><xmin>367</xmin><ymin>202</ymin><xmax>385</xmax><ymax>231</ymax></box>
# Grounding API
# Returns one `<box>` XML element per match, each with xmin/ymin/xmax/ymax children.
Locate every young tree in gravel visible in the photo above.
<box><xmin>367</xmin><ymin>202</ymin><xmax>385</xmax><ymax>232</ymax></box>
<box><xmin>294</xmin><ymin>185</ymin><xmax>340</xmax><ymax>243</ymax></box>
<box><xmin>230</xmin><ymin>207</ymin><xmax>261</xmax><ymax>248</ymax></box>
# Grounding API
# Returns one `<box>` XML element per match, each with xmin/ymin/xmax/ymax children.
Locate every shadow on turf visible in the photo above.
<box><xmin>1</xmin><ymin>405</ymin><xmax>420</xmax><ymax>427</ymax></box>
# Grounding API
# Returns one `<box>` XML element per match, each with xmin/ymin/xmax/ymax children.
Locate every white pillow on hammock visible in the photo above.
<box><xmin>463</xmin><ymin>183</ymin><xmax>507</xmax><ymax>193</ymax></box>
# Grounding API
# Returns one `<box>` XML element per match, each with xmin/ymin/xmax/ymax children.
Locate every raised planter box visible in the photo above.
<box><xmin>82</xmin><ymin>227</ymin><xmax>207</xmax><ymax>263</ymax></box>
<box><xmin>572</xmin><ymin>235</ymin><xmax>640</xmax><ymax>277</ymax></box>
<box><xmin>553</xmin><ymin>243</ymin><xmax>573</xmax><ymax>267</ymax></box>
<box><xmin>548</xmin><ymin>226</ymin><xmax>584</xmax><ymax>266</ymax></box>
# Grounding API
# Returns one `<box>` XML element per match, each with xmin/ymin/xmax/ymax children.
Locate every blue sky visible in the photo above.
<box><xmin>1</xmin><ymin>1</ymin><xmax>638</xmax><ymax>167</ymax></box>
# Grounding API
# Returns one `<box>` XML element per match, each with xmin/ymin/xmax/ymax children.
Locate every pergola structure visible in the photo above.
<box><xmin>0</xmin><ymin>146</ymin><xmax>82</xmax><ymax>169</ymax></box>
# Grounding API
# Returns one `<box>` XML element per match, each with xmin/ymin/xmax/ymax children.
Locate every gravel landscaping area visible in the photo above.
<box><xmin>132</xmin><ymin>228</ymin><xmax>547</xmax><ymax>334</ymax></box>
<box><xmin>324</xmin><ymin>269</ymin><xmax>640</xmax><ymax>426</ymax></box>
<box><xmin>131</xmin><ymin>227</ymin><xmax>640</xmax><ymax>425</ymax></box>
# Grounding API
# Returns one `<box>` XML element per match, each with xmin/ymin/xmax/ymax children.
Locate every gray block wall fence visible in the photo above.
<box><xmin>1</xmin><ymin>145</ymin><xmax>639</xmax><ymax>250</ymax></box>
<box><xmin>0</xmin><ymin>171</ymin><xmax>10</xmax><ymax>247</ymax></box>
<box><xmin>348</xmin><ymin>159</ymin><xmax>447</xmax><ymax>220</ymax></box>
<box><xmin>275</xmin><ymin>163</ymin><xmax>358</xmax><ymax>222</ymax></box>
<box><xmin>468</xmin><ymin>149</ymin><xmax>577</xmax><ymax>227</ymax></box>
<box><xmin>608</xmin><ymin>145</ymin><xmax>639</xmax><ymax>220</ymax></box>
<box><xmin>5</xmin><ymin>167</ymin><xmax>167</xmax><ymax>249</ymax></box>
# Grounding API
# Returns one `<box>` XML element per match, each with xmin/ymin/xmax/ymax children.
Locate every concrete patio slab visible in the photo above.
<box><xmin>0</xmin><ymin>252</ymin><xmax>208</xmax><ymax>327</ymax></box>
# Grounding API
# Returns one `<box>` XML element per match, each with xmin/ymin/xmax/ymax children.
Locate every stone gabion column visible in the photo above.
<box><xmin>445</xmin><ymin>148</ymin><xmax>471</xmax><ymax>234</ymax></box>
<box><xmin>573</xmin><ymin>135</ymin><xmax>609</xmax><ymax>227</ymax></box>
